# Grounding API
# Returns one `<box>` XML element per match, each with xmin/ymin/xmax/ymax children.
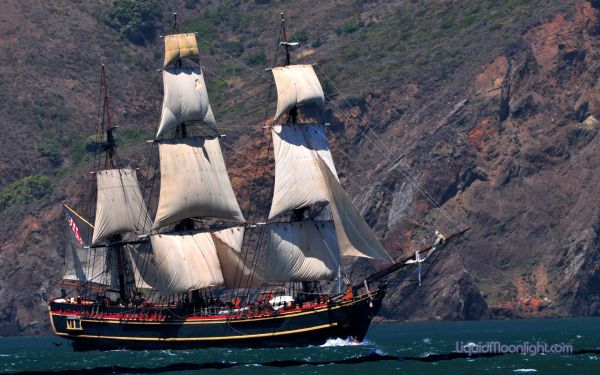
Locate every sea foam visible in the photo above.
<box><xmin>320</xmin><ymin>337</ymin><xmax>363</xmax><ymax>347</ymax></box>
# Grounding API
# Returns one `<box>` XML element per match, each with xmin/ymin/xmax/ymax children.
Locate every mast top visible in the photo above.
<box><xmin>100</xmin><ymin>65</ymin><xmax>116</xmax><ymax>169</ymax></box>
<box><xmin>280</xmin><ymin>13</ymin><xmax>291</xmax><ymax>66</ymax></box>
<box><xmin>172</xmin><ymin>12</ymin><xmax>180</xmax><ymax>34</ymax></box>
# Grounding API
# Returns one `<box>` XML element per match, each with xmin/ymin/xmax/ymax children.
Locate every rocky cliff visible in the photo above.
<box><xmin>0</xmin><ymin>0</ymin><xmax>599</xmax><ymax>335</ymax></box>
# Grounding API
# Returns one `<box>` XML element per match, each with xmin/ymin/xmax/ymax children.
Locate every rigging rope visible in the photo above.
<box><xmin>316</xmin><ymin>65</ymin><xmax>464</xmax><ymax>232</ymax></box>
<box><xmin>91</xmin><ymin>13</ymin><xmax>467</xmax><ymax>308</ymax></box>
<box><xmin>227</xmin><ymin>18</ymin><xmax>286</xmax><ymax>315</ymax></box>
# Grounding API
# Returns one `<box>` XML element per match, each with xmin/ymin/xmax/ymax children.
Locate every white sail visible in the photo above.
<box><xmin>265</xmin><ymin>220</ymin><xmax>340</xmax><ymax>282</ymax></box>
<box><xmin>272</xmin><ymin>64</ymin><xmax>325</xmax><ymax>121</ymax></box>
<box><xmin>126</xmin><ymin>244</ymin><xmax>158</xmax><ymax>290</ymax></box>
<box><xmin>212</xmin><ymin>227</ymin><xmax>262</xmax><ymax>288</ymax></box>
<box><xmin>317</xmin><ymin>156</ymin><xmax>393</xmax><ymax>262</ymax></box>
<box><xmin>153</xmin><ymin>136</ymin><xmax>245</xmax><ymax>229</ymax></box>
<box><xmin>269</xmin><ymin>124</ymin><xmax>338</xmax><ymax>219</ymax></box>
<box><xmin>164</xmin><ymin>32</ymin><xmax>200</xmax><ymax>68</ymax></box>
<box><xmin>150</xmin><ymin>232</ymin><xmax>224</xmax><ymax>295</ymax></box>
<box><xmin>91</xmin><ymin>169</ymin><xmax>151</xmax><ymax>245</ymax></box>
<box><xmin>63</xmin><ymin>246</ymin><xmax>111</xmax><ymax>285</ymax></box>
<box><xmin>63</xmin><ymin>244</ymin><xmax>86</xmax><ymax>282</ymax></box>
<box><xmin>203</xmin><ymin>105</ymin><xmax>217</xmax><ymax>128</ymax></box>
<box><xmin>156</xmin><ymin>67</ymin><xmax>215</xmax><ymax>138</ymax></box>
<box><xmin>63</xmin><ymin>207</ymin><xmax>117</xmax><ymax>286</ymax></box>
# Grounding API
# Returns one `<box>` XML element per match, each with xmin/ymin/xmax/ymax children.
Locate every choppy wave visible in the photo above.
<box><xmin>320</xmin><ymin>337</ymin><xmax>363</xmax><ymax>347</ymax></box>
<box><xmin>2</xmin><ymin>319</ymin><xmax>600</xmax><ymax>373</ymax></box>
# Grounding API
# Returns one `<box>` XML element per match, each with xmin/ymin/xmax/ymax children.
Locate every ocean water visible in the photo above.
<box><xmin>1</xmin><ymin>317</ymin><xmax>599</xmax><ymax>374</ymax></box>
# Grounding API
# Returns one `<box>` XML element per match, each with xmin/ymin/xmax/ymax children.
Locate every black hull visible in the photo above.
<box><xmin>49</xmin><ymin>288</ymin><xmax>385</xmax><ymax>351</ymax></box>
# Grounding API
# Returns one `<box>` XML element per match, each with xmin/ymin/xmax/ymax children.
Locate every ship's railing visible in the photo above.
<box><xmin>51</xmin><ymin>291</ymin><xmax>348</xmax><ymax>320</ymax></box>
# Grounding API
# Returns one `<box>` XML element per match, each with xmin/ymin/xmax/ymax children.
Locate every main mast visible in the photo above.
<box><xmin>280</xmin><ymin>13</ymin><xmax>298</xmax><ymax>127</ymax></box>
<box><xmin>149</xmin><ymin>15</ymin><xmax>255</xmax><ymax>296</ymax></box>
<box><xmin>262</xmin><ymin>14</ymin><xmax>393</xmax><ymax>287</ymax></box>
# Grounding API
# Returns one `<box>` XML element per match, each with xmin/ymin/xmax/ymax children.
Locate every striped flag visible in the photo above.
<box><xmin>66</xmin><ymin>212</ymin><xmax>83</xmax><ymax>245</ymax></box>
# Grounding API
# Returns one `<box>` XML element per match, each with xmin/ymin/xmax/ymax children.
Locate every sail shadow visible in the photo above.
<box><xmin>273</xmin><ymin>123</ymin><xmax>330</xmax><ymax>150</ymax></box>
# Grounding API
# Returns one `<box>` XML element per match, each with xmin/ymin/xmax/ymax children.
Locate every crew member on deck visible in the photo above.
<box><xmin>344</xmin><ymin>285</ymin><xmax>353</xmax><ymax>300</ymax></box>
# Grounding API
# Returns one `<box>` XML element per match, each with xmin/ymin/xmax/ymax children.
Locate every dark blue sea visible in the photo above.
<box><xmin>1</xmin><ymin>318</ymin><xmax>599</xmax><ymax>374</ymax></box>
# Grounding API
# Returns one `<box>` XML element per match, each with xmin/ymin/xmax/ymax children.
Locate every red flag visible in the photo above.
<box><xmin>67</xmin><ymin>214</ymin><xmax>83</xmax><ymax>245</ymax></box>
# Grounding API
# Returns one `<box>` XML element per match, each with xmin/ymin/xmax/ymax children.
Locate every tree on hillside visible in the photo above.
<box><xmin>105</xmin><ymin>0</ymin><xmax>163</xmax><ymax>45</ymax></box>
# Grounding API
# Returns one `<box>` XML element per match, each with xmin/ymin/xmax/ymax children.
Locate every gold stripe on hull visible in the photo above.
<box><xmin>53</xmin><ymin>322</ymin><xmax>338</xmax><ymax>341</ymax></box>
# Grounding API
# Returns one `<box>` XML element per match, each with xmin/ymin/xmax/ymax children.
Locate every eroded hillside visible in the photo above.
<box><xmin>0</xmin><ymin>0</ymin><xmax>598</xmax><ymax>335</ymax></box>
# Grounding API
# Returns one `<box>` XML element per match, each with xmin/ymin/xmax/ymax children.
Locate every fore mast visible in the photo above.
<box><xmin>90</xmin><ymin>65</ymin><xmax>151</xmax><ymax>303</ymax></box>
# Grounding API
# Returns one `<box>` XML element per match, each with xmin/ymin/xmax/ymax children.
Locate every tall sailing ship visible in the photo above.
<box><xmin>48</xmin><ymin>15</ymin><xmax>464</xmax><ymax>351</ymax></box>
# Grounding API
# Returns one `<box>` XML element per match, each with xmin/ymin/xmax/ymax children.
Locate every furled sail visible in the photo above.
<box><xmin>150</xmin><ymin>232</ymin><xmax>224</xmax><ymax>295</ymax></box>
<box><xmin>269</xmin><ymin>124</ymin><xmax>338</xmax><ymax>219</ymax></box>
<box><xmin>156</xmin><ymin>67</ymin><xmax>215</xmax><ymax>138</ymax></box>
<box><xmin>91</xmin><ymin>169</ymin><xmax>151</xmax><ymax>245</ymax></box>
<box><xmin>317</xmin><ymin>157</ymin><xmax>393</xmax><ymax>262</ymax></box>
<box><xmin>153</xmin><ymin>136</ymin><xmax>245</xmax><ymax>229</ymax></box>
<box><xmin>265</xmin><ymin>220</ymin><xmax>340</xmax><ymax>282</ymax></box>
<box><xmin>163</xmin><ymin>32</ymin><xmax>200</xmax><ymax>68</ymax></box>
<box><xmin>212</xmin><ymin>227</ymin><xmax>262</xmax><ymax>288</ymax></box>
<box><xmin>272</xmin><ymin>64</ymin><xmax>325</xmax><ymax>122</ymax></box>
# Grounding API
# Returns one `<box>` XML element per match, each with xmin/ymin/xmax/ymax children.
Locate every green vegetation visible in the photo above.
<box><xmin>246</xmin><ymin>52</ymin><xmax>267</xmax><ymax>66</ymax></box>
<box><xmin>222</xmin><ymin>40</ymin><xmax>245</xmax><ymax>56</ymax></box>
<box><xmin>37</xmin><ymin>139</ymin><xmax>62</xmax><ymax>165</ymax></box>
<box><xmin>184</xmin><ymin>0</ymin><xmax>200</xmax><ymax>9</ymax></box>
<box><xmin>116</xmin><ymin>127</ymin><xmax>153</xmax><ymax>148</ymax></box>
<box><xmin>206</xmin><ymin>62</ymin><xmax>244</xmax><ymax>111</ymax></box>
<box><xmin>337</xmin><ymin>19</ymin><xmax>362</xmax><ymax>34</ymax></box>
<box><xmin>70</xmin><ymin>135</ymin><xmax>96</xmax><ymax>166</ymax></box>
<box><xmin>316</xmin><ymin>0</ymin><xmax>573</xmax><ymax>95</ymax></box>
<box><xmin>69</xmin><ymin>127</ymin><xmax>151</xmax><ymax>166</ymax></box>
<box><xmin>204</xmin><ymin>4</ymin><xmax>242</xmax><ymax>31</ymax></box>
<box><xmin>104</xmin><ymin>0</ymin><xmax>163</xmax><ymax>45</ymax></box>
<box><xmin>290</xmin><ymin>30</ymin><xmax>308</xmax><ymax>43</ymax></box>
<box><xmin>322</xmin><ymin>80</ymin><xmax>337</xmax><ymax>99</ymax></box>
<box><xmin>0</xmin><ymin>175</ymin><xmax>52</xmax><ymax>212</ymax></box>
<box><xmin>185</xmin><ymin>17</ymin><xmax>216</xmax><ymax>53</ymax></box>
<box><xmin>30</xmin><ymin>93</ymin><xmax>69</xmax><ymax>128</ymax></box>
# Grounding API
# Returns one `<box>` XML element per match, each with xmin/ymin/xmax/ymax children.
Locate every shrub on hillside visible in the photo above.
<box><xmin>337</xmin><ymin>19</ymin><xmax>362</xmax><ymax>34</ymax></box>
<box><xmin>222</xmin><ymin>40</ymin><xmax>244</xmax><ymax>55</ymax></box>
<box><xmin>246</xmin><ymin>52</ymin><xmax>267</xmax><ymax>66</ymax></box>
<box><xmin>105</xmin><ymin>0</ymin><xmax>163</xmax><ymax>45</ymax></box>
<box><xmin>291</xmin><ymin>30</ymin><xmax>308</xmax><ymax>43</ymax></box>
<box><xmin>37</xmin><ymin>139</ymin><xmax>62</xmax><ymax>165</ymax></box>
<box><xmin>0</xmin><ymin>175</ymin><xmax>52</xmax><ymax>212</ymax></box>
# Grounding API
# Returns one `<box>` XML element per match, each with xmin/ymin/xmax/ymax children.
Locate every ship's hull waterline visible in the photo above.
<box><xmin>48</xmin><ymin>288</ymin><xmax>385</xmax><ymax>351</ymax></box>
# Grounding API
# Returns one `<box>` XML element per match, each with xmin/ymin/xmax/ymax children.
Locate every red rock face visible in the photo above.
<box><xmin>326</xmin><ymin>2</ymin><xmax>600</xmax><ymax>321</ymax></box>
